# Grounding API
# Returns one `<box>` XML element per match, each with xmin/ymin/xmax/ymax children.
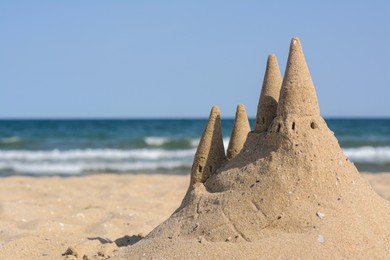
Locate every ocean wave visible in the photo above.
<box><xmin>343</xmin><ymin>146</ymin><xmax>390</xmax><ymax>163</ymax></box>
<box><xmin>144</xmin><ymin>136</ymin><xmax>170</xmax><ymax>146</ymax></box>
<box><xmin>223</xmin><ymin>138</ymin><xmax>230</xmax><ymax>149</ymax></box>
<box><xmin>190</xmin><ymin>137</ymin><xmax>230</xmax><ymax>149</ymax></box>
<box><xmin>2</xmin><ymin>145</ymin><xmax>388</xmax><ymax>175</ymax></box>
<box><xmin>144</xmin><ymin>136</ymin><xmax>231</xmax><ymax>150</ymax></box>
<box><xmin>0</xmin><ymin>148</ymin><xmax>196</xmax><ymax>161</ymax></box>
<box><xmin>0</xmin><ymin>161</ymin><xmax>191</xmax><ymax>175</ymax></box>
<box><xmin>190</xmin><ymin>138</ymin><xmax>200</xmax><ymax>147</ymax></box>
<box><xmin>0</xmin><ymin>136</ymin><xmax>22</xmax><ymax>144</ymax></box>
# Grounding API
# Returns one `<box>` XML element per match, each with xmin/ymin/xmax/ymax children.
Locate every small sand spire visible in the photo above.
<box><xmin>254</xmin><ymin>54</ymin><xmax>282</xmax><ymax>132</ymax></box>
<box><xmin>277</xmin><ymin>37</ymin><xmax>320</xmax><ymax>117</ymax></box>
<box><xmin>227</xmin><ymin>104</ymin><xmax>251</xmax><ymax>160</ymax></box>
<box><xmin>190</xmin><ymin>106</ymin><xmax>226</xmax><ymax>185</ymax></box>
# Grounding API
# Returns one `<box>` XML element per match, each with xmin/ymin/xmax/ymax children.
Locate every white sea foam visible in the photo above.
<box><xmin>190</xmin><ymin>138</ymin><xmax>200</xmax><ymax>147</ymax></box>
<box><xmin>0</xmin><ymin>148</ymin><xmax>196</xmax><ymax>174</ymax></box>
<box><xmin>223</xmin><ymin>137</ymin><xmax>230</xmax><ymax>150</ymax></box>
<box><xmin>0</xmin><ymin>136</ymin><xmax>22</xmax><ymax>144</ymax></box>
<box><xmin>0</xmin><ymin>160</ymin><xmax>191</xmax><ymax>175</ymax></box>
<box><xmin>343</xmin><ymin>146</ymin><xmax>390</xmax><ymax>163</ymax></box>
<box><xmin>0</xmin><ymin>148</ymin><xmax>196</xmax><ymax>161</ymax></box>
<box><xmin>144</xmin><ymin>137</ymin><xmax>170</xmax><ymax>146</ymax></box>
<box><xmin>2</xmin><ymin>145</ymin><xmax>388</xmax><ymax>175</ymax></box>
<box><xmin>190</xmin><ymin>137</ymin><xmax>230</xmax><ymax>150</ymax></box>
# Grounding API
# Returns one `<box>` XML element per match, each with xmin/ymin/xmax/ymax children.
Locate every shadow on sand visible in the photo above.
<box><xmin>88</xmin><ymin>235</ymin><xmax>143</xmax><ymax>247</ymax></box>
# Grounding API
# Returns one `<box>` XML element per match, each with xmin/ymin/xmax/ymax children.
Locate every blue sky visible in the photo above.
<box><xmin>0</xmin><ymin>1</ymin><xmax>389</xmax><ymax>118</ymax></box>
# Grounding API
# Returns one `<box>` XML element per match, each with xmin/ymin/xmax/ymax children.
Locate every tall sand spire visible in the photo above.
<box><xmin>190</xmin><ymin>106</ymin><xmax>225</xmax><ymax>185</ymax></box>
<box><xmin>254</xmin><ymin>54</ymin><xmax>282</xmax><ymax>132</ymax></box>
<box><xmin>277</xmin><ymin>37</ymin><xmax>320</xmax><ymax>117</ymax></box>
<box><xmin>227</xmin><ymin>104</ymin><xmax>251</xmax><ymax>160</ymax></box>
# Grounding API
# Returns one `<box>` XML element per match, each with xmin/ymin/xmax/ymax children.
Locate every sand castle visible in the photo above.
<box><xmin>120</xmin><ymin>37</ymin><xmax>390</xmax><ymax>258</ymax></box>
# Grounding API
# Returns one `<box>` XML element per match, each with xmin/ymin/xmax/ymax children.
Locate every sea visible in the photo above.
<box><xmin>0</xmin><ymin>119</ymin><xmax>389</xmax><ymax>176</ymax></box>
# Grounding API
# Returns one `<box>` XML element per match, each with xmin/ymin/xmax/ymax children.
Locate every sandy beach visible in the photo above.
<box><xmin>0</xmin><ymin>172</ymin><xmax>388</xmax><ymax>259</ymax></box>
<box><xmin>0</xmin><ymin>174</ymin><xmax>188</xmax><ymax>259</ymax></box>
<box><xmin>1</xmin><ymin>0</ymin><xmax>389</xmax><ymax>258</ymax></box>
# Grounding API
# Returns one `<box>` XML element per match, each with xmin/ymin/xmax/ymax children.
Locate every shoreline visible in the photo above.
<box><xmin>0</xmin><ymin>172</ymin><xmax>389</xmax><ymax>259</ymax></box>
<box><xmin>1</xmin><ymin>168</ymin><xmax>389</xmax><ymax>178</ymax></box>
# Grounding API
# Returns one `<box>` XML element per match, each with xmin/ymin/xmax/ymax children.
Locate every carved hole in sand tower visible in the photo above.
<box><xmin>198</xmin><ymin>165</ymin><xmax>203</xmax><ymax>173</ymax></box>
<box><xmin>262</xmin><ymin>117</ymin><xmax>265</xmax><ymax>124</ymax></box>
<box><xmin>292</xmin><ymin>122</ymin><xmax>296</xmax><ymax>130</ymax></box>
<box><xmin>277</xmin><ymin>123</ymin><xmax>282</xmax><ymax>132</ymax></box>
<box><xmin>310</xmin><ymin>121</ymin><xmax>317</xmax><ymax>129</ymax></box>
<box><xmin>209</xmin><ymin>166</ymin><xmax>213</xmax><ymax>173</ymax></box>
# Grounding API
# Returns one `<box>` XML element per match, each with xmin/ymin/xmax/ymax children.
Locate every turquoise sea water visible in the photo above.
<box><xmin>0</xmin><ymin>119</ymin><xmax>389</xmax><ymax>176</ymax></box>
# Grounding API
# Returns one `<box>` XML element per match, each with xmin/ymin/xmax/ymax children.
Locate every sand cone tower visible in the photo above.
<box><xmin>190</xmin><ymin>106</ymin><xmax>226</xmax><ymax>185</ymax></box>
<box><xmin>121</xmin><ymin>38</ymin><xmax>390</xmax><ymax>259</ymax></box>
<box><xmin>254</xmin><ymin>54</ymin><xmax>282</xmax><ymax>132</ymax></box>
<box><xmin>277</xmin><ymin>37</ymin><xmax>320</xmax><ymax>117</ymax></box>
<box><xmin>227</xmin><ymin>104</ymin><xmax>251</xmax><ymax>160</ymax></box>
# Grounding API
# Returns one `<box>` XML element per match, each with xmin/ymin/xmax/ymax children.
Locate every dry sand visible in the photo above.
<box><xmin>0</xmin><ymin>174</ymin><xmax>188</xmax><ymax>259</ymax></box>
<box><xmin>0</xmin><ymin>172</ymin><xmax>389</xmax><ymax>259</ymax></box>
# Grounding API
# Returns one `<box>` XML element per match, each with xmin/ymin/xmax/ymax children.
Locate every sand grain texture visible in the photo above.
<box><xmin>0</xmin><ymin>174</ymin><xmax>188</xmax><ymax>259</ymax></box>
<box><xmin>255</xmin><ymin>54</ymin><xmax>282</xmax><ymax>132</ymax></box>
<box><xmin>0</xmin><ymin>173</ymin><xmax>390</xmax><ymax>259</ymax></box>
<box><xmin>227</xmin><ymin>104</ymin><xmax>251</xmax><ymax>160</ymax></box>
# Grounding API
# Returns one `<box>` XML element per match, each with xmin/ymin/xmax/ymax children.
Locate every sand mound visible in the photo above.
<box><xmin>119</xmin><ymin>37</ymin><xmax>390</xmax><ymax>259</ymax></box>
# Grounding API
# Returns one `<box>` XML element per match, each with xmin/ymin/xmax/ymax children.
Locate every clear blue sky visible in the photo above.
<box><xmin>0</xmin><ymin>1</ymin><xmax>389</xmax><ymax>118</ymax></box>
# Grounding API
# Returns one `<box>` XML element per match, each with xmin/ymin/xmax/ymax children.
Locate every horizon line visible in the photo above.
<box><xmin>0</xmin><ymin>116</ymin><xmax>389</xmax><ymax>121</ymax></box>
